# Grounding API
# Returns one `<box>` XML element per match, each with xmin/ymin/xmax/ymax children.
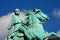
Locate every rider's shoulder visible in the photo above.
<box><xmin>11</xmin><ymin>15</ymin><xmax>15</xmax><ymax>18</ymax></box>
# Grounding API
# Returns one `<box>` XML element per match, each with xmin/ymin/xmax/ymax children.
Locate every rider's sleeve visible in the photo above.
<box><xmin>8</xmin><ymin>15</ymin><xmax>14</xmax><ymax>30</ymax></box>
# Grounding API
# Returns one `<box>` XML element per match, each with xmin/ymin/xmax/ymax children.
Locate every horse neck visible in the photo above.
<box><xmin>28</xmin><ymin>14</ymin><xmax>44</xmax><ymax>29</ymax></box>
<box><xmin>29</xmin><ymin>14</ymin><xmax>42</xmax><ymax>25</ymax></box>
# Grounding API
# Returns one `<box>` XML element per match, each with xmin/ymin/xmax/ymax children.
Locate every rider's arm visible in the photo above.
<box><xmin>8</xmin><ymin>15</ymin><xmax>14</xmax><ymax>30</ymax></box>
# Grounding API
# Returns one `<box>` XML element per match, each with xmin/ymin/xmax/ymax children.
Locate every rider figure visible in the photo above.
<box><xmin>8</xmin><ymin>9</ymin><xmax>33</xmax><ymax>40</ymax></box>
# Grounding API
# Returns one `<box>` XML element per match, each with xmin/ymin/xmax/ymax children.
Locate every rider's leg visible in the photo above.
<box><xmin>24</xmin><ymin>31</ymin><xmax>33</xmax><ymax>40</ymax></box>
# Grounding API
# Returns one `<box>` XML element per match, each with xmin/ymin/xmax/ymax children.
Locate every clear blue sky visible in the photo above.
<box><xmin>0</xmin><ymin>0</ymin><xmax>60</xmax><ymax>32</ymax></box>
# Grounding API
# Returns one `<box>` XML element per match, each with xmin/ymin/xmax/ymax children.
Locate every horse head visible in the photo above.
<box><xmin>33</xmin><ymin>8</ymin><xmax>49</xmax><ymax>22</ymax></box>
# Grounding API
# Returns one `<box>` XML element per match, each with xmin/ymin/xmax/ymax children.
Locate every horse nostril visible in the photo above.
<box><xmin>46</xmin><ymin>18</ymin><xmax>48</xmax><ymax>21</ymax></box>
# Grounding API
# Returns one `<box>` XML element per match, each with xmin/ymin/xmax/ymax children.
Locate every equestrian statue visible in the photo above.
<box><xmin>5</xmin><ymin>8</ymin><xmax>60</xmax><ymax>40</ymax></box>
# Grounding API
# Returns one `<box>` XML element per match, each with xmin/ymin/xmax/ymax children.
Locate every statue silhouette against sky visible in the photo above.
<box><xmin>5</xmin><ymin>8</ymin><xmax>60</xmax><ymax>40</ymax></box>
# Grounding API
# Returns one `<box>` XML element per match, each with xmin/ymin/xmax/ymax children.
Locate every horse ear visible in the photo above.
<box><xmin>33</xmin><ymin>8</ymin><xmax>36</xmax><ymax>12</ymax></box>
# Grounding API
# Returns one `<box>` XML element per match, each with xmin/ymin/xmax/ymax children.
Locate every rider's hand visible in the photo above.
<box><xmin>8</xmin><ymin>27</ymin><xmax>11</xmax><ymax>30</ymax></box>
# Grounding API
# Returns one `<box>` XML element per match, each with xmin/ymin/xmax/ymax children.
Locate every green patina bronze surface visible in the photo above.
<box><xmin>5</xmin><ymin>9</ymin><xmax>60</xmax><ymax>40</ymax></box>
<box><xmin>24</xmin><ymin>9</ymin><xmax>60</xmax><ymax>40</ymax></box>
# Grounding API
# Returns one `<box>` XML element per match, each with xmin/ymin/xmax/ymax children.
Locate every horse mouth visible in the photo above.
<box><xmin>44</xmin><ymin>18</ymin><xmax>49</xmax><ymax>22</ymax></box>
